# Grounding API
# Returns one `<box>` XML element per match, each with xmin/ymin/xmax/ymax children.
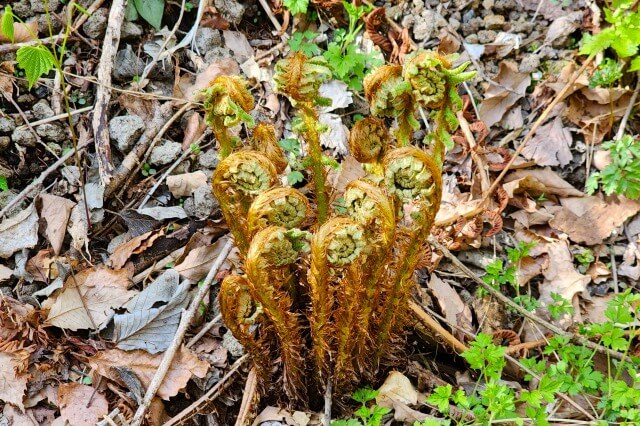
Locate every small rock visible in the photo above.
<box><xmin>191</xmin><ymin>186</ymin><xmax>219</xmax><ymax>219</ymax></box>
<box><xmin>30</xmin><ymin>0</ymin><xmax>59</xmax><ymax>13</ymax></box>
<box><xmin>82</xmin><ymin>8</ymin><xmax>108</xmax><ymax>39</ymax></box>
<box><xmin>198</xmin><ymin>149</ymin><xmax>220</xmax><ymax>169</ymax></box>
<box><xmin>121</xmin><ymin>22</ymin><xmax>143</xmax><ymax>40</ymax></box>
<box><xmin>222</xmin><ymin>330</ymin><xmax>244</xmax><ymax>358</ymax></box>
<box><xmin>0</xmin><ymin>117</ymin><xmax>16</xmax><ymax>134</ymax></box>
<box><xmin>477</xmin><ymin>30</ymin><xmax>498</xmax><ymax>44</ymax></box>
<box><xmin>11</xmin><ymin>127</ymin><xmax>36</xmax><ymax>147</ymax></box>
<box><xmin>461</xmin><ymin>17</ymin><xmax>483</xmax><ymax>36</ymax></box>
<box><xmin>465</xmin><ymin>34</ymin><xmax>480</xmax><ymax>44</ymax></box>
<box><xmin>494</xmin><ymin>0</ymin><xmax>517</xmax><ymax>12</ymax></box>
<box><xmin>414</xmin><ymin>10</ymin><xmax>446</xmax><ymax>41</ymax></box>
<box><xmin>12</xmin><ymin>0</ymin><xmax>34</xmax><ymax>18</ymax></box>
<box><xmin>113</xmin><ymin>45</ymin><xmax>145</xmax><ymax>82</ymax></box>
<box><xmin>449</xmin><ymin>17</ymin><xmax>461</xmax><ymax>31</ymax></box>
<box><xmin>511</xmin><ymin>19</ymin><xmax>534</xmax><ymax>34</ymax></box>
<box><xmin>411</xmin><ymin>0</ymin><xmax>425</xmax><ymax>14</ymax></box>
<box><xmin>519</xmin><ymin>54</ymin><xmax>541</xmax><ymax>73</ymax></box>
<box><xmin>0</xmin><ymin>136</ymin><xmax>10</xmax><ymax>151</ymax></box>
<box><xmin>0</xmin><ymin>190</ymin><xmax>25</xmax><ymax>218</ymax></box>
<box><xmin>204</xmin><ymin>47</ymin><xmax>233</xmax><ymax>64</ymax></box>
<box><xmin>482</xmin><ymin>0</ymin><xmax>495</xmax><ymax>9</ymax></box>
<box><xmin>36</xmin><ymin>123</ymin><xmax>67</xmax><ymax>142</ymax></box>
<box><xmin>149</xmin><ymin>140</ymin><xmax>182</xmax><ymax>166</ymax></box>
<box><xmin>109</xmin><ymin>115</ymin><xmax>145</xmax><ymax>153</ymax></box>
<box><xmin>37</xmin><ymin>13</ymin><xmax>62</xmax><ymax>35</ymax></box>
<box><xmin>195</xmin><ymin>28</ymin><xmax>222</xmax><ymax>54</ymax></box>
<box><xmin>32</xmin><ymin>100</ymin><xmax>55</xmax><ymax>120</ymax></box>
<box><xmin>484</xmin><ymin>15</ymin><xmax>505</xmax><ymax>30</ymax></box>
<box><xmin>462</xmin><ymin>9</ymin><xmax>475</xmax><ymax>23</ymax></box>
<box><xmin>17</xmin><ymin>94</ymin><xmax>36</xmax><ymax>107</ymax></box>
<box><xmin>214</xmin><ymin>0</ymin><xmax>245</xmax><ymax>25</ymax></box>
<box><xmin>46</xmin><ymin>142</ymin><xmax>63</xmax><ymax>156</ymax></box>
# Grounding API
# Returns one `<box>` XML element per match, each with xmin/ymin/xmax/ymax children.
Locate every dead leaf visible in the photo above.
<box><xmin>319</xmin><ymin>113</ymin><xmax>349</xmax><ymax>155</ymax></box>
<box><xmin>88</xmin><ymin>346</ymin><xmax>208</xmax><ymax>400</ymax></box>
<box><xmin>521</xmin><ymin>114</ymin><xmax>572</xmax><ymax>166</ymax></box>
<box><xmin>112</xmin><ymin>270</ymin><xmax>190</xmax><ymax>353</ymax></box>
<box><xmin>503</xmin><ymin>168</ymin><xmax>583</xmax><ymax>198</ymax></box>
<box><xmin>0</xmin><ymin>350</ymin><xmax>29</xmax><ymax>410</ymax></box>
<box><xmin>44</xmin><ymin>266</ymin><xmax>136</xmax><ymax>331</ymax></box>
<box><xmin>544</xmin><ymin>12</ymin><xmax>582</xmax><ymax>47</ymax></box>
<box><xmin>478</xmin><ymin>61</ymin><xmax>530</xmax><ymax>129</ymax></box>
<box><xmin>222</xmin><ymin>30</ymin><xmax>254</xmax><ymax>62</ymax></box>
<box><xmin>177</xmin><ymin>58</ymin><xmax>239</xmax><ymax>101</ymax></box>
<box><xmin>549</xmin><ymin>195</ymin><xmax>640</xmax><ymax>245</ymax></box>
<box><xmin>0</xmin><ymin>264</ymin><xmax>12</xmax><ymax>282</ymax></box>
<box><xmin>0</xmin><ymin>204</ymin><xmax>39</xmax><ymax>258</ymax></box>
<box><xmin>67</xmin><ymin>203</ymin><xmax>89</xmax><ymax>252</ymax></box>
<box><xmin>319</xmin><ymin>80</ymin><xmax>353</xmax><ymax>113</ymax></box>
<box><xmin>181</xmin><ymin>112</ymin><xmax>207</xmax><ymax>149</ymax></box>
<box><xmin>175</xmin><ymin>235</ymin><xmax>231</xmax><ymax>281</ymax></box>
<box><xmin>108</xmin><ymin>229</ymin><xmax>165</xmax><ymax>269</ymax></box>
<box><xmin>252</xmin><ymin>407</ymin><xmax>309</xmax><ymax>426</ymax></box>
<box><xmin>37</xmin><ymin>194</ymin><xmax>76</xmax><ymax>255</ymax></box>
<box><xmin>166</xmin><ymin>171</ymin><xmax>208</xmax><ymax>198</ymax></box>
<box><xmin>584</xmin><ymin>293</ymin><xmax>616</xmax><ymax>324</ymax></box>
<box><xmin>376</xmin><ymin>371</ymin><xmax>418</xmax><ymax>406</ymax></box>
<box><xmin>57</xmin><ymin>383</ymin><xmax>108</xmax><ymax>426</ymax></box>
<box><xmin>539</xmin><ymin>240</ymin><xmax>590</xmax><ymax>306</ymax></box>
<box><xmin>25</xmin><ymin>249</ymin><xmax>55</xmax><ymax>282</ymax></box>
<box><xmin>136</xmin><ymin>206</ymin><xmax>188</xmax><ymax>221</ymax></box>
<box><xmin>0</xmin><ymin>19</ymin><xmax>37</xmax><ymax>43</ymax></box>
<box><xmin>327</xmin><ymin>156</ymin><xmax>366</xmax><ymax>194</ymax></box>
<box><xmin>427</xmin><ymin>274</ymin><xmax>473</xmax><ymax>340</ymax></box>
<box><xmin>516</xmin><ymin>255</ymin><xmax>548</xmax><ymax>285</ymax></box>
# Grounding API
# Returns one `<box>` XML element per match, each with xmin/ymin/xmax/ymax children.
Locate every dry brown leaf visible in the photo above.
<box><xmin>181</xmin><ymin>112</ymin><xmax>207</xmax><ymax>149</ymax></box>
<box><xmin>88</xmin><ymin>346</ymin><xmax>208</xmax><ymax>400</ymax></box>
<box><xmin>584</xmin><ymin>293</ymin><xmax>616</xmax><ymax>324</ymax></box>
<box><xmin>539</xmin><ymin>240</ymin><xmax>590</xmax><ymax>306</ymax></box>
<box><xmin>517</xmin><ymin>255</ymin><xmax>548</xmax><ymax>286</ymax></box>
<box><xmin>57</xmin><ymin>383</ymin><xmax>108</xmax><ymax>426</ymax></box>
<box><xmin>549</xmin><ymin>195</ymin><xmax>640</xmax><ymax>245</ymax></box>
<box><xmin>44</xmin><ymin>266</ymin><xmax>136</xmax><ymax>331</ymax></box>
<box><xmin>175</xmin><ymin>235</ymin><xmax>231</xmax><ymax>281</ymax></box>
<box><xmin>478</xmin><ymin>61</ymin><xmax>530</xmax><ymax>129</ymax></box>
<box><xmin>544</xmin><ymin>12</ymin><xmax>582</xmax><ymax>47</ymax></box>
<box><xmin>252</xmin><ymin>407</ymin><xmax>309</xmax><ymax>426</ymax></box>
<box><xmin>166</xmin><ymin>171</ymin><xmax>208</xmax><ymax>198</ymax></box>
<box><xmin>108</xmin><ymin>229</ymin><xmax>165</xmax><ymax>269</ymax></box>
<box><xmin>0</xmin><ymin>350</ymin><xmax>29</xmax><ymax>410</ymax></box>
<box><xmin>327</xmin><ymin>156</ymin><xmax>366</xmax><ymax>195</ymax></box>
<box><xmin>0</xmin><ymin>20</ymin><xmax>38</xmax><ymax>43</ymax></box>
<box><xmin>503</xmin><ymin>168</ymin><xmax>583</xmax><ymax>198</ymax></box>
<box><xmin>0</xmin><ymin>204</ymin><xmax>39</xmax><ymax>258</ymax></box>
<box><xmin>376</xmin><ymin>371</ymin><xmax>419</xmax><ymax>406</ymax></box>
<box><xmin>521</xmin><ymin>115</ymin><xmax>572</xmax><ymax>166</ymax></box>
<box><xmin>37</xmin><ymin>194</ymin><xmax>76</xmax><ymax>255</ymax></box>
<box><xmin>2</xmin><ymin>405</ymin><xmax>39</xmax><ymax>425</ymax></box>
<box><xmin>25</xmin><ymin>249</ymin><xmax>55</xmax><ymax>282</ymax></box>
<box><xmin>176</xmin><ymin>58</ymin><xmax>239</xmax><ymax>101</ymax></box>
<box><xmin>427</xmin><ymin>274</ymin><xmax>473</xmax><ymax>339</ymax></box>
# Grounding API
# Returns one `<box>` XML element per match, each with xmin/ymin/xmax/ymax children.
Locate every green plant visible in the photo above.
<box><xmin>590</xmin><ymin>58</ymin><xmax>625</xmax><ymax>88</ymax></box>
<box><xmin>480</xmin><ymin>241</ymin><xmax>536</xmax><ymax>302</ymax></box>
<box><xmin>189</xmin><ymin>143</ymin><xmax>201</xmax><ymax>155</ymax></box>
<box><xmin>575</xmin><ymin>248</ymin><xmax>595</xmax><ymax>270</ymax></box>
<box><xmin>586</xmin><ymin>135</ymin><xmax>640</xmax><ymax>199</ymax></box>
<box><xmin>332</xmin><ymin>388</ymin><xmax>391</xmax><ymax>426</ymax></box>
<box><xmin>548</xmin><ymin>292</ymin><xmax>575</xmax><ymax>320</ymax></box>
<box><xmin>0</xmin><ymin>176</ymin><xmax>8</xmax><ymax>192</ymax></box>
<box><xmin>283</xmin><ymin>0</ymin><xmax>309</xmax><ymax>15</ymax></box>
<box><xmin>141</xmin><ymin>162</ymin><xmax>156</xmax><ymax>177</ymax></box>
<box><xmin>125</xmin><ymin>0</ymin><xmax>165</xmax><ymax>29</ymax></box>
<box><xmin>206</xmin><ymin>50</ymin><xmax>474</xmax><ymax>408</ymax></box>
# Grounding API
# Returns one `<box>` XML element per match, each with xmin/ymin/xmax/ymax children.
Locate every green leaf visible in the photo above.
<box><xmin>125</xmin><ymin>0</ymin><xmax>140</xmax><ymax>21</ymax></box>
<box><xmin>287</xmin><ymin>170</ymin><xmax>304</xmax><ymax>185</ymax></box>
<box><xmin>133</xmin><ymin>0</ymin><xmax>165</xmax><ymax>29</ymax></box>
<box><xmin>16</xmin><ymin>45</ymin><xmax>55</xmax><ymax>89</ymax></box>
<box><xmin>352</xmin><ymin>387</ymin><xmax>378</xmax><ymax>403</ymax></box>
<box><xmin>579</xmin><ymin>30</ymin><xmax>614</xmax><ymax>55</ymax></box>
<box><xmin>0</xmin><ymin>176</ymin><xmax>8</xmax><ymax>192</ymax></box>
<box><xmin>1</xmin><ymin>6</ymin><xmax>14</xmax><ymax>43</ymax></box>
<box><xmin>283</xmin><ymin>0</ymin><xmax>309</xmax><ymax>15</ymax></box>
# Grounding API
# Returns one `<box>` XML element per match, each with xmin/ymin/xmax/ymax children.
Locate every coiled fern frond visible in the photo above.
<box><xmin>273</xmin><ymin>52</ymin><xmax>333</xmax><ymax>106</ymax></box>
<box><xmin>247</xmin><ymin>187</ymin><xmax>310</xmax><ymax>237</ymax></box>
<box><xmin>251</xmin><ymin>122</ymin><xmax>288</xmax><ymax>174</ymax></box>
<box><xmin>349</xmin><ymin>117</ymin><xmax>390</xmax><ymax>175</ymax></box>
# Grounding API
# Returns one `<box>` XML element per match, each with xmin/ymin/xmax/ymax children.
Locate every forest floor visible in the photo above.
<box><xmin>1</xmin><ymin>0</ymin><xmax>640</xmax><ymax>425</ymax></box>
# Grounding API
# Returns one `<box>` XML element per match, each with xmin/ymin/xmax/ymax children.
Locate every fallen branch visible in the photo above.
<box><xmin>409</xmin><ymin>300</ymin><xmax>469</xmax><ymax>354</ymax></box>
<box><xmin>234</xmin><ymin>367</ymin><xmax>259</xmax><ymax>426</ymax></box>
<box><xmin>130</xmin><ymin>238</ymin><xmax>235</xmax><ymax>426</ymax></box>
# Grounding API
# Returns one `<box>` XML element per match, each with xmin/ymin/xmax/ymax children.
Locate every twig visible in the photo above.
<box><xmin>130</xmin><ymin>238</ymin><xmax>235</xmax><ymax>426</ymax></box>
<box><xmin>428</xmin><ymin>235</ymin><xmax>627</xmax><ymax>361</ymax></box>
<box><xmin>614</xmin><ymin>72</ymin><xmax>640</xmax><ymax>141</ymax></box>
<box><xmin>132</xmin><ymin>247</ymin><xmax>185</xmax><ymax>285</ymax></box>
<box><xmin>610</xmin><ymin>246</ymin><xmax>619</xmax><ymax>293</ymax></box>
<box><xmin>257</xmin><ymin>0</ymin><xmax>282</xmax><ymax>32</ymax></box>
<box><xmin>163</xmin><ymin>355</ymin><xmax>249</xmax><ymax>426</ymax></box>
<box><xmin>323</xmin><ymin>381</ymin><xmax>332</xmax><ymax>426</ymax></box>
<box><xmin>92</xmin><ymin>0</ymin><xmax>127</xmax><ymax>187</ymax></box>
<box><xmin>15</xmin><ymin>106</ymin><xmax>93</xmax><ymax>130</ymax></box>
<box><xmin>234</xmin><ymin>367</ymin><xmax>259</xmax><ymax>426</ymax></box>
<box><xmin>187</xmin><ymin>313</ymin><xmax>222</xmax><ymax>348</ymax></box>
<box><xmin>0</xmin><ymin>141</ymin><xmax>88</xmax><ymax>218</ymax></box>
<box><xmin>409</xmin><ymin>300</ymin><xmax>468</xmax><ymax>354</ymax></box>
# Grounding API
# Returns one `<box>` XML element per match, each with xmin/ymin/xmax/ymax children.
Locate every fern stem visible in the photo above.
<box><xmin>300</xmin><ymin>104</ymin><xmax>329</xmax><ymax>224</ymax></box>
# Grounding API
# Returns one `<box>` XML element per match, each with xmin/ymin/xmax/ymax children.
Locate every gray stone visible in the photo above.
<box><xmin>30</xmin><ymin>0</ymin><xmax>59</xmax><ymax>13</ymax></box>
<box><xmin>484</xmin><ymin>15</ymin><xmax>505</xmax><ymax>30</ymax></box>
<box><xmin>12</xmin><ymin>0</ymin><xmax>34</xmax><ymax>18</ymax></box>
<box><xmin>0</xmin><ymin>117</ymin><xmax>15</xmax><ymax>134</ymax></box>
<box><xmin>511</xmin><ymin>19</ymin><xmax>535</xmax><ymax>34</ymax></box>
<box><xmin>36</xmin><ymin>123</ymin><xmax>67</xmax><ymax>142</ymax></box>
<box><xmin>214</xmin><ymin>0</ymin><xmax>245</xmax><ymax>25</ymax></box>
<box><xmin>198</xmin><ymin>149</ymin><xmax>220</xmax><ymax>169</ymax></box>
<box><xmin>46</xmin><ymin>142</ymin><xmax>62</xmax><ymax>156</ymax></box>
<box><xmin>461</xmin><ymin>17</ymin><xmax>483</xmax><ymax>36</ymax></box>
<box><xmin>0</xmin><ymin>136</ymin><xmax>10</xmax><ymax>151</ymax></box>
<box><xmin>462</xmin><ymin>9</ymin><xmax>475</xmax><ymax>23</ymax></box>
<box><xmin>0</xmin><ymin>190</ymin><xmax>25</xmax><ymax>218</ymax></box>
<box><xmin>411</xmin><ymin>0</ymin><xmax>425</xmax><ymax>14</ymax></box>
<box><xmin>195</xmin><ymin>28</ymin><xmax>222</xmax><ymax>54</ymax></box>
<box><xmin>11</xmin><ymin>127</ymin><xmax>36</xmax><ymax>147</ymax></box>
<box><xmin>222</xmin><ymin>330</ymin><xmax>244</xmax><ymax>357</ymax></box>
<box><xmin>519</xmin><ymin>54</ymin><xmax>541</xmax><ymax>73</ymax></box>
<box><xmin>477</xmin><ymin>30</ymin><xmax>498</xmax><ymax>43</ymax></box>
<box><xmin>83</xmin><ymin>8</ymin><xmax>109</xmax><ymax>39</ymax></box>
<box><xmin>113</xmin><ymin>45</ymin><xmax>145</xmax><ymax>82</ymax></box>
<box><xmin>109</xmin><ymin>115</ymin><xmax>145</xmax><ymax>153</ymax></box>
<box><xmin>121</xmin><ymin>22</ymin><xmax>143</xmax><ymax>40</ymax></box>
<box><xmin>494</xmin><ymin>0</ymin><xmax>517</xmax><ymax>12</ymax></box>
<box><xmin>149</xmin><ymin>140</ymin><xmax>182</xmax><ymax>166</ymax></box>
<box><xmin>32</xmin><ymin>100</ymin><xmax>55</xmax><ymax>120</ymax></box>
<box><xmin>465</xmin><ymin>34</ymin><xmax>479</xmax><ymax>44</ymax></box>
<box><xmin>482</xmin><ymin>0</ymin><xmax>495</xmax><ymax>9</ymax></box>
<box><xmin>204</xmin><ymin>47</ymin><xmax>233</xmax><ymax>64</ymax></box>
<box><xmin>413</xmin><ymin>10</ymin><xmax>447</xmax><ymax>41</ymax></box>
<box><xmin>191</xmin><ymin>185</ymin><xmax>219</xmax><ymax>219</ymax></box>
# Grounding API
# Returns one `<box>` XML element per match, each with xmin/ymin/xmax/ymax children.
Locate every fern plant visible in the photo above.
<box><xmin>204</xmin><ymin>50</ymin><xmax>475</xmax><ymax>410</ymax></box>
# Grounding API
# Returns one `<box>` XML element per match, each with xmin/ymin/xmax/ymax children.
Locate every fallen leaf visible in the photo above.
<box><xmin>319</xmin><ymin>80</ymin><xmax>353</xmax><ymax>113</ymax></box>
<box><xmin>113</xmin><ymin>270</ymin><xmax>190</xmax><ymax>353</ymax></box>
<box><xmin>478</xmin><ymin>61</ymin><xmax>530</xmax><ymax>129</ymax></box>
<box><xmin>121</xmin><ymin>209</ymin><xmax>161</xmax><ymax>237</ymax></box>
<box><xmin>427</xmin><ymin>274</ymin><xmax>473</xmax><ymax>340</ymax></box>
<box><xmin>252</xmin><ymin>406</ymin><xmax>308</xmax><ymax>426</ymax></box>
<box><xmin>2</xmin><ymin>405</ymin><xmax>39</xmax><ymax>425</ymax></box>
<box><xmin>376</xmin><ymin>371</ymin><xmax>418</xmax><ymax>406</ymax></box>
<box><xmin>166</xmin><ymin>171</ymin><xmax>208</xmax><ymax>198</ymax></box>
<box><xmin>67</xmin><ymin>203</ymin><xmax>89</xmax><ymax>252</ymax></box>
<box><xmin>0</xmin><ymin>264</ymin><xmax>12</xmax><ymax>282</ymax></box>
<box><xmin>136</xmin><ymin>206</ymin><xmax>188</xmax><ymax>221</ymax></box>
<box><xmin>57</xmin><ymin>383</ymin><xmax>108</xmax><ymax>426</ymax></box>
<box><xmin>549</xmin><ymin>196</ymin><xmax>640</xmax><ymax>245</ymax></box>
<box><xmin>108</xmin><ymin>229</ymin><xmax>165</xmax><ymax>269</ymax></box>
<box><xmin>584</xmin><ymin>293</ymin><xmax>616</xmax><ymax>324</ymax></box>
<box><xmin>521</xmin><ymin>114</ymin><xmax>572</xmax><ymax>166</ymax></box>
<box><xmin>222</xmin><ymin>30</ymin><xmax>254</xmax><ymax>62</ymax></box>
<box><xmin>327</xmin><ymin>156</ymin><xmax>366</xmax><ymax>194</ymax></box>
<box><xmin>0</xmin><ymin>350</ymin><xmax>29</xmax><ymax>410</ymax></box>
<box><xmin>177</xmin><ymin>58</ymin><xmax>239</xmax><ymax>101</ymax></box>
<box><xmin>319</xmin><ymin>112</ymin><xmax>349</xmax><ymax>155</ymax></box>
<box><xmin>88</xmin><ymin>346</ymin><xmax>208</xmax><ymax>400</ymax></box>
<box><xmin>0</xmin><ymin>204</ymin><xmax>39</xmax><ymax>258</ymax></box>
<box><xmin>544</xmin><ymin>12</ymin><xmax>582</xmax><ymax>47</ymax></box>
<box><xmin>25</xmin><ymin>249</ymin><xmax>55</xmax><ymax>282</ymax></box>
<box><xmin>503</xmin><ymin>168</ymin><xmax>583</xmax><ymax>198</ymax></box>
<box><xmin>539</xmin><ymin>240</ymin><xmax>590</xmax><ymax>307</ymax></box>
<box><xmin>181</xmin><ymin>112</ymin><xmax>207</xmax><ymax>149</ymax></box>
<box><xmin>37</xmin><ymin>194</ymin><xmax>76</xmax><ymax>255</ymax></box>
<box><xmin>44</xmin><ymin>266</ymin><xmax>136</xmax><ymax>331</ymax></box>
<box><xmin>175</xmin><ymin>235</ymin><xmax>231</xmax><ymax>281</ymax></box>
<box><xmin>0</xmin><ymin>19</ymin><xmax>37</xmax><ymax>43</ymax></box>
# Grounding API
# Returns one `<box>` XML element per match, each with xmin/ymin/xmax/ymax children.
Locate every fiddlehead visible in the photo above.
<box><xmin>363</xmin><ymin>64</ymin><xmax>418</xmax><ymax>146</ymax></box>
<box><xmin>348</xmin><ymin>117</ymin><xmax>390</xmax><ymax>175</ymax></box>
<box><xmin>307</xmin><ymin>218</ymin><xmax>366</xmax><ymax>389</ymax></box>
<box><xmin>212</xmin><ymin>151</ymin><xmax>278</xmax><ymax>255</ymax></box>
<box><xmin>402</xmin><ymin>50</ymin><xmax>476</xmax><ymax>164</ymax></box>
<box><xmin>247</xmin><ymin>187</ymin><xmax>311</xmax><ymax>237</ymax></box>
<box><xmin>245</xmin><ymin>226</ymin><xmax>311</xmax><ymax>405</ymax></box>
<box><xmin>202</xmin><ymin>75</ymin><xmax>255</xmax><ymax>159</ymax></box>
<box><xmin>218</xmin><ymin>275</ymin><xmax>270</xmax><ymax>382</ymax></box>
<box><xmin>251</xmin><ymin>122</ymin><xmax>288</xmax><ymax>174</ymax></box>
<box><xmin>274</xmin><ymin>53</ymin><xmax>333</xmax><ymax>223</ymax></box>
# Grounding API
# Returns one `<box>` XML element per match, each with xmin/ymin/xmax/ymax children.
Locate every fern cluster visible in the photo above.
<box><xmin>204</xmin><ymin>50</ymin><xmax>475</xmax><ymax>409</ymax></box>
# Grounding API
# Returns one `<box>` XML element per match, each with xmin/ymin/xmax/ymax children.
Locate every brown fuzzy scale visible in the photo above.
<box><xmin>247</xmin><ymin>187</ymin><xmax>311</xmax><ymax>238</ymax></box>
<box><xmin>251</xmin><ymin>123</ymin><xmax>288</xmax><ymax>174</ymax></box>
<box><xmin>348</xmin><ymin>117</ymin><xmax>390</xmax><ymax>166</ymax></box>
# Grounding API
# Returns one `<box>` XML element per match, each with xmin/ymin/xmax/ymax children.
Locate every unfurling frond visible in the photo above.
<box><xmin>251</xmin><ymin>122</ymin><xmax>288</xmax><ymax>173</ymax></box>
<box><xmin>383</xmin><ymin>146</ymin><xmax>441</xmax><ymax>207</ymax></box>
<box><xmin>273</xmin><ymin>52</ymin><xmax>332</xmax><ymax>106</ymax></box>
<box><xmin>349</xmin><ymin>117</ymin><xmax>390</xmax><ymax>169</ymax></box>
<box><xmin>247</xmin><ymin>187</ymin><xmax>311</xmax><ymax>237</ymax></box>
